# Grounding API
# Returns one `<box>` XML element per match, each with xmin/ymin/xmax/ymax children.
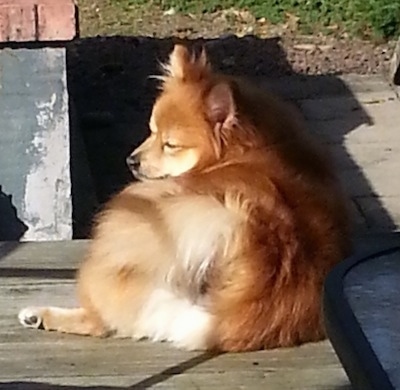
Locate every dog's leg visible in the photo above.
<box><xmin>18</xmin><ymin>306</ymin><xmax>107</xmax><ymax>337</ymax></box>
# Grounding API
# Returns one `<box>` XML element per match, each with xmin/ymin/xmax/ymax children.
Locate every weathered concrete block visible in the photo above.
<box><xmin>0</xmin><ymin>47</ymin><xmax>72</xmax><ymax>241</ymax></box>
<box><xmin>389</xmin><ymin>36</ymin><xmax>400</xmax><ymax>85</ymax></box>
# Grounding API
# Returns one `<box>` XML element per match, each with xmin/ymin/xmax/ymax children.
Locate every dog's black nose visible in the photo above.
<box><xmin>126</xmin><ymin>154</ymin><xmax>140</xmax><ymax>171</ymax></box>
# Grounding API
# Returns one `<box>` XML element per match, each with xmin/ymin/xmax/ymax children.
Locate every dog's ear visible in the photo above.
<box><xmin>168</xmin><ymin>45</ymin><xmax>191</xmax><ymax>79</ymax></box>
<box><xmin>163</xmin><ymin>44</ymin><xmax>209</xmax><ymax>81</ymax></box>
<box><xmin>206</xmin><ymin>82</ymin><xmax>237</xmax><ymax>156</ymax></box>
<box><xmin>206</xmin><ymin>82</ymin><xmax>236</xmax><ymax>129</ymax></box>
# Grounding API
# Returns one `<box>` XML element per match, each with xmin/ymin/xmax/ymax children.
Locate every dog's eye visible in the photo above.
<box><xmin>163</xmin><ymin>142</ymin><xmax>181</xmax><ymax>151</ymax></box>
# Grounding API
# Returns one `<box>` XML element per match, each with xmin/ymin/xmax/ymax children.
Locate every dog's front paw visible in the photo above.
<box><xmin>18</xmin><ymin>307</ymin><xmax>43</xmax><ymax>329</ymax></box>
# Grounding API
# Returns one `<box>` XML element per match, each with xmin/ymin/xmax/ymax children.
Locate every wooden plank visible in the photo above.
<box><xmin>0</xmin><ymin>240</ymin><xmax>86</xmax><ymax>269</ymax></box>
<box><xmin>0</xmin><ymin>338</ymin><xmax>344</xmax><ymax>377</ymax></box>
<box><xmin>0</xmin><ymin>241</ymin><xmax>349</xmax><ymax>389</ymax></box>
<box><xmin>0</xmin><ymin>370</ymin><xmax>351</xmax><ymax>390</ymax></box>
<box><xmin>0</xmin><ymin>338</ymin><xmax>348</xmax><ymax>389</ymax></box>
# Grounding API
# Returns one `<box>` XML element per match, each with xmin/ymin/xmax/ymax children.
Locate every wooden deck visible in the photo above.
<box><xmin>0</xmin><ymin>240</ymin><xmax>350</xmax><ymax>389</ymax></box>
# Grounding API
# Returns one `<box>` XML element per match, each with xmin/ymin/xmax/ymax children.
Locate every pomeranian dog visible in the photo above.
<box><xmin>19</xmin><ymin>44</ymin><xmax>351</xmax><ymax>352</ymax></box>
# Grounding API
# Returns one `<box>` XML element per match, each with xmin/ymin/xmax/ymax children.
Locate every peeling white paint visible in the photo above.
<box><xmin>22</xmin><ymin>51</ymin><xmax>72</xmax><ymax>241</ymax></box>
<box><xmin>36</xmin><ymin>92</ymin><xmax>57</xmax><ymax>128</ymax></box>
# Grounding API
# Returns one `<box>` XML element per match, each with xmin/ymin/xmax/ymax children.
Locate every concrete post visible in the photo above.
<box><xmin>0</xmin><ymin>0</ymin><xmax>77</xmax><ymax>241</ymax></box>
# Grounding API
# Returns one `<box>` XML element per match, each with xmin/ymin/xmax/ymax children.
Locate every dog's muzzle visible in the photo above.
<box><xmin>126</xmin><ymin>154</ymin><xmax>140</xmax><ymax>173</ymax></box>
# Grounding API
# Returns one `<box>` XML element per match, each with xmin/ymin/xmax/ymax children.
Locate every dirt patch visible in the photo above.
<box><xmin>77</xmin><ymin>1</ymin><xmax>395</xmax><ymax>76</ymax></box>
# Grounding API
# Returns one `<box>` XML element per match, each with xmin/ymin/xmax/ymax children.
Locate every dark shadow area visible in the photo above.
<box><xmin>0</xmin><ymin>268</ymin><xmax>75</xmax><ymax>279</ymax></box>
<box><xmin>66</xmin><ymin>35</ymin><xmax>396</xmax><ymax>237</ymax></box>
<box><xmin>129</xmin><ymin>352</ymin><xmax>219</xmax><ymax>389</ymax></box>
<box><xmin>0</xmin><ymin>241</ymin><xmax>21</xmax><ymax>258</ymax></box>
<box><xmin>0</xmin><ymin>383</ymin><xmax>353</xmax><ymax>390</ymax></box>
<box><xmin>0</xmin><ymin>186</ymin><xmax>28</xmax><ymax>241</ymax></box>
<box><xmin>0</xmin><ymin>186</ymin><xmax>27</xmax><ymax>263</ymax></box>
<box><xmin>0</xmin><ymin>352</ymin><xmax>219</xmax><ymax>389</ymax></box>
<box><xmin>69</xmin><ymin>99</ymin><xmax>99</xmax><ymax>238</ymax></box>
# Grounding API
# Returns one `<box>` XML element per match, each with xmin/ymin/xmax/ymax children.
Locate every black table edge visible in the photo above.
<box><xmin>324</xmin><ymin>244</ymin><xmax>400</xmax><ymax>390</ymax></box>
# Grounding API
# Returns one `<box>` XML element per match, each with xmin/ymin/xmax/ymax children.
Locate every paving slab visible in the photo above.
<box><xmin>288</xmin><ymin>74</ymin><xmax>400</xmax><ymax>234</ymax></box>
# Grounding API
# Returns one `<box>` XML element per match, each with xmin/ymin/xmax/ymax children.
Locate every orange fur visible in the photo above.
<box><xmin>19</xmin><ymin>44</ymin><xmax>351</xmax><ymax>352</ymax></box>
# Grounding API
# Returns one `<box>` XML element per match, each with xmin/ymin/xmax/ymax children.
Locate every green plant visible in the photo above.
<box><xmin>111</xmin><ymin>0</ymin><xmax>400</xmax><ymax>39</ymax></box>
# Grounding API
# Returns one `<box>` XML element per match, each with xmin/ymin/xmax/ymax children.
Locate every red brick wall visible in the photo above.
<box><xmin>0</xmin><ymin>0</ymin><xmax>77</xmax><ymax>42</ymax></box>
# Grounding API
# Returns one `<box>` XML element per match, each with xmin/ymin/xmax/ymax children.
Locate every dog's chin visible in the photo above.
<box><xmin>131</xmin><ymin>169</ymin><xmax>170</xmax><ymax>181</ymax></box>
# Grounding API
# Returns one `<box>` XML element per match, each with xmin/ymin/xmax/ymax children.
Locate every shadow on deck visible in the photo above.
<box><xmin>65</xmin><ymin>35</ymin><xmax>395</xmax><ymax>238</ymax></box>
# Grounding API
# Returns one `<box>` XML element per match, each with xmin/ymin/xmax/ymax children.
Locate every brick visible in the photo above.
<box><xmin>37</xmin><ymin>3</ymin><xmax>76</xmax><ymax>41</ymax></box>
<box><xmin>0</xmin><ymin>0</ymin><xmax>77</xmax><ymax>42</ymax></box>
<box><xmin>0</xmin><ymin>4</ymin><xmax>35</xmax><ymax>42</ymax></box>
